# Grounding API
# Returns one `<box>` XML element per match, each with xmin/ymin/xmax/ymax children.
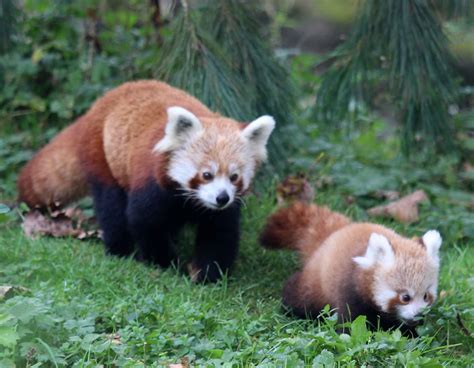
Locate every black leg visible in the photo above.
<box><xmin>90</xmin><ymin>180</ymin><xmax>134</xmax><ymax>257</ymax></box>
<box><xmin>126</xmin><ymin>181</ymin><xmax>182</xmax><ymax>268</ymax></box>
<box><xmin>190</xmin><ymin>204</ymin><xmax>241</xmax><ymax>282</ymax></box>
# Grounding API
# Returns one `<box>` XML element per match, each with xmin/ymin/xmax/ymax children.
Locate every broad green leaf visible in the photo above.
<box><xmin>0</xmin><ymin>325</ymin><xmax>19</xmax><ymax>348</ymax></box>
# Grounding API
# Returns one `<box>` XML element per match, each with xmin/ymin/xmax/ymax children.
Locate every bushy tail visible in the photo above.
<box><xmin>17</xmin><ymin>120</ymin><xmax>89</xmax><ymax>209</ymax></box>
<box><xmin>260</xmin><ymin>202</ymin><xmax>351</xmax><ymax>259</ymax></box>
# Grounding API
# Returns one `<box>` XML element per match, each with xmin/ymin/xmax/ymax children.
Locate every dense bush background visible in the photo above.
<box><xmin>0</xmin><ymin>0</ymin><xmax>473</xmax><ymax>366</ymax></box>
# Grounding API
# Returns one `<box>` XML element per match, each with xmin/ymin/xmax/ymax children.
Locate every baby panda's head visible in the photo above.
<box><xmin>353</xmin><ymin>230</ymin><xmax>442</xmax><ymax>326</ymax></box>
<box><xmin>154</xmin><ymin>106</ymin><xmax>275</xmax><ymax>210</ymax></box>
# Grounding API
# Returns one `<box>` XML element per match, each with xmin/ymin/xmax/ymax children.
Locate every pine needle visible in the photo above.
<box><xmin>315</xmin><ymin>0</ymin><xmax>462</xmax><ymax>155</ymax></box>
<box><xmin>155</xmin><ymin>0</ymin><xmax>296</xmax><ymax>174</ymax></box>
<box><xmin>0</xmin><ymin>0</ymin><xmax>19</xmax><ymax>54</ymax></box>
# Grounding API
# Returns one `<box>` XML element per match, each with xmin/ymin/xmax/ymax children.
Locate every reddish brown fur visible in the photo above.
<box><xmin>260</xmin><ymin>202</ymin><xmax>436</xmax><ymax>323</ymax></box>
<box><xmin>260</xmin><ymin>202</ymin><xmax>351</xmax><ymax>260</ymax></box>
<box><xmin>188</xmin><ymin>174</ymin><xmax>206</xmax><ymax>190</ymax></box>
<box><xmin>387</xmin><ymin>296</ymin><xmax>401</xmax><ymax>313</ymax></box>
<box><xmin>17</xmin><ymin>80</ymin><xmax>244</xmax><ymax>208</ymax></box>
<box><xmin>17</xmin><ymin>119</ymin><xmax>89</xmax><ymax>207</ymax></box>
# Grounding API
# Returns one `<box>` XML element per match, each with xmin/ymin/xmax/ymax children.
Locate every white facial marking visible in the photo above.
<box><xmin>208</xmin><ymin>161</ymin><xmax>218</xmax><ymax>175</ymax></box>
<box><xmin>153</xmin><ymin>106</ymin><xmax>203</xmax><ymax>153</ymax></box>
<box><xmin>372</xmin><ymin>280</ymin><xmax>397</xmax><ymax>312</ymax></box>
<box><xmin>229</xmin><ymin>163</ymin><xmax>238</xmax><ymax>175</ymax></box>
<box><xmin>353</xmin><ymin>233</ymin><xmax>395</xmax><ymax>269</ymax></box>
<box><xmin>397</xmin><ymin>297</ymin><xmax>429</xmax><ymax>321</ymax></box>
<box><xmin>197</xmin><ymin>176</ymin><xmax>236</xmax><ymax>209</ymax></box>
<box><xmin>167</xmin><ymin>153</ymin><xmax>198</xmax><ymax>186</ymax></box>
<box><xmin>422</xmin><ymin>230</ymin><xmax>442</xmax><ymax>265</ymax></box>
<box><xmin>241</xmin><ymin>162</ymin><xmax>255</xmax><ymax>191</ymax></box>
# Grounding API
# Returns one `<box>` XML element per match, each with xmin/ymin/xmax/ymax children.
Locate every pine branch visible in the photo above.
<box><xmin>155</xmin><ymin>0</ymin><xmax>296</xmax><ymax>174</ymax></box>
<box><xmin>204</xmin><ymin>0</ymin><xmax>297</xmax><ymax>172</ymax></box>
<box><xmin>430</xmin><ymin>0</ymin><xmax>473</xmax><ymax>19</ymax></box>
<box><xmin>0</xmin><ymin>0</ymin><xmax>19</xmax><ymax>54</ymax></box>
<box><xmin>315</xmin><ymin>0</ymin><xmax>460</xmax><ymax>155</ymax></box>
<box><xmin>155</xmin><ymin>9</ymin><xmax>251</xmax><ymax>121</ymax></box>
<box><xmin>206</xmin><ymin>0</ymin><xmax>296</xmax><ymax>125</ymax></box>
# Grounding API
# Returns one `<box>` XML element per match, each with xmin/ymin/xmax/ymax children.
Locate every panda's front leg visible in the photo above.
<box><xmin>190</xmin><ymin>203</ymin><xmax>241</xmax><ymax>282</ymax></box>
<box><xmin>127</xmin><ymin>181</ymin><xmax>182</xmax><ymax>268</ymax></box>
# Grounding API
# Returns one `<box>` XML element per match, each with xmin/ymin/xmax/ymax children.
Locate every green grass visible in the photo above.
<box><xmin>1</xmin><ymin>108</ymin><xmax>473</xmax><ymax>366</ymax></box>
<box><xmin>0</xmin><ymin>189</ymin><xmax>473</xmax><ymax>367</ymax></box>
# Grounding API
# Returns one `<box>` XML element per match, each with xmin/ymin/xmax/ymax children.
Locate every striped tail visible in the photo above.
<box><xmin>260</xmin><ymin>202</ymin><xmax>351</xmax><ymax>259</ymax></box>
<box><xmin>17</xmin><ymin>119</ymin><xmax>89</xmax><ymax>209</ymax></box>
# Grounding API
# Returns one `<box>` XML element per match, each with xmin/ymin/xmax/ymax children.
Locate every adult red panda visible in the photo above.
<box><xmin>260</xmin><ymin>202</ymin><xmax>442</xmax><ymax>334</ymax></box>
<box><xmin>18</xmin><ymin>80</ymin><xmax>275</xmax><ymax>282</ymax></box>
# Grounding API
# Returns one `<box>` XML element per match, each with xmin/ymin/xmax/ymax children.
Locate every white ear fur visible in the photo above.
<box><xmin>422</xmin><ymin>230</ymin><xmax>442</xmax><ymax>263</ymax></box>
<box><xmin>353</xmin><ymin>233</ymin><xmax>395</xmax><ymax>269</ymax></box>
<box><xmin>153</xmin><ymin>106</ymin><xmax>203</xmax><ymax>153</ymax></box>
<box><xmin>241</xmin><ymin>115</ymin><xmax>276</xmax><ymax>161</ymax></box>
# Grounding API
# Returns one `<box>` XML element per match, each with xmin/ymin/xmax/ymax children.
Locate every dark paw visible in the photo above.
<box><xmin>188</xmin><ymin>261</ymin><xmax>226</xmax><ymax>283</ymax></box>
<box><xmin>105</xmin><ymin>244</ymin><xmax>135</xmax><ymax>258</ymax></box>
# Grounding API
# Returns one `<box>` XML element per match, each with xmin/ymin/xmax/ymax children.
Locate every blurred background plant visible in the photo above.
<box><xmin>1</xmin><ymin>0</ymin><xmax>472</xmax><ymax>160</ymax></box>
<box><xmin>0</xmin><ymin>0</ymin><xmax>472</xmax><ymax>203</ymax></box>
<box><xmin>0</xmin><ymin>1</ymin><xmax>473</xmax><ymax>366</ymax></box>
<box><xmin>0</xmin><ymin>0</ymin><xmax>471</xmax><ymax>205</ymax></box>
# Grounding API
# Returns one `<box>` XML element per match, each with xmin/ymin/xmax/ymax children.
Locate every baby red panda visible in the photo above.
<box><xmin>18</xmin><ymin>80</ymin><xmax>275</xmax><ymax>282</ymax></box>
<box><xmin>260</xmin><ymin>202</ymin><xmax>442</xmax><ymax>334</ymax></box>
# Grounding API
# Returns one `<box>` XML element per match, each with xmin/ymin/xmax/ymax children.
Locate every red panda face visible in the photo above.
<box><xmin>354</xmin><ymin>231</ymin><xmax>442</xmax><ymax>324</ymax></box>
<box><xmin>183</xmin><ymin>161</ymin><xmax>243</xmax><ymax>209</ymax></box>
<box><xmin>153</xmin><ymin>107</ymin><xmax>275</xmax><ymax>210</ymax></box>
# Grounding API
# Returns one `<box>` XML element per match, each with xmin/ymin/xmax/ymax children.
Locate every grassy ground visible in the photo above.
<box><xmin>0</xmin><ymin>115</ymin><xmax>473</xmax><ymax>367</ymax></box>
<box><xmin>1</xmin><ymin>2</ymin><xmax>473</xmax><ymax>365</ymax></box>
<box><xmin>0</xmin><ymin>184</ymin><xmax>473</xmax><ymax>367</ymax></box>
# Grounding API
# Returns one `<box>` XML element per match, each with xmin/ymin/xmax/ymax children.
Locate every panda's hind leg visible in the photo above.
<box><xmin>90</xmin><ymin>179</ymin><xmax>135</xmax><ymax>257</ymax></box>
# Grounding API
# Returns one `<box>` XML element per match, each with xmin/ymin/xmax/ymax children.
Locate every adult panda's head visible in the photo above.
<box><xmin>153</xmin><ymin>106</ymin><xmax>275</xmax><ymax>209</ymax></box>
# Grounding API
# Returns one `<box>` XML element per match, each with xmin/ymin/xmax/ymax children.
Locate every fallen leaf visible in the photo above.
<box><xmin>0</xmin><ymin>285</ymin><xmax>30</xmax><ymax>300</ymax></box>
<box><xmin>106</xmin><ymin>333</ymin><xmax>121</xmax><ymax>345</ymax></box>
<box><xmin>276</xmin><ymin>174</ymin><xmax>315</xmax><ymax>206</ymax></box>
<box><xmin>0</xmin><ymin>286</ymin><xmax>13</xmax><ymax>299</ymax></box>
<box><xmin>77</xmin><ymin>229</ymin><xmax>102</xmax><ymax>240</ymax></box>
<box><xmin>22</xmin><ymin>208</ymin><xmax>99</xmax><ymax>240</ymax></box>
<box><xmin>367</xmin><ymin>190</ymin><xmax>428</xmax><ymax>223</ymax></box>
<box><xmin>23</xmin><ymin>211</ymin><xmax>80</xmax><ymax>238</ymax></box>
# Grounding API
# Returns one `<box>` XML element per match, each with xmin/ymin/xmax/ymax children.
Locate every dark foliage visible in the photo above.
<box><xmin>315</xmin><ymin>0</ymin><xmax>464</xmax><ymax>155</ymax></box>
<box><xmin>156</xmin><ymin>0</ymin><xmax>296</xmax><ymax>172</ymax></box>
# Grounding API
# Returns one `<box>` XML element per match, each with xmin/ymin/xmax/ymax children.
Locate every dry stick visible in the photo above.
<box><xmin>456</xmin><ymin>312</ymin><xmax>473</xmax><ymax>337</ymax></box>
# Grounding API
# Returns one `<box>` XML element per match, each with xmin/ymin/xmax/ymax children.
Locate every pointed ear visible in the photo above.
<box><xmin>353</xmin><ymin>233</ymin><xmax>395</xmax><ymax>269</ymax></box>
<box><xmin>153</xmin><ymin>106</ymin><xmax>203</xmax><ymax>153</ymax></box>
<box><xmin>241</xmin><ymin>115</ymin><xmax>276</xmax><ymax>161</ymax></box>
<box><xmin>421</xmin><ymin>230</ymin><xmax>442</xmax><ymax>263</ymax></box>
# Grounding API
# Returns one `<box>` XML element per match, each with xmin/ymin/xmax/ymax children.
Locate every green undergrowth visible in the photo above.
<box><xmin>1</xmin><ymin>1</ymin><xmax>473</xmax><ymax>365</ymax></box>
<box><xmin>1</xmin><ymin>111</ymin><xmax>474</xmax><ymax>366</ymax></box>
<box><xmin>0</xmin><ymin>173</ymin><xmax>473</xmax><ymax>366</ymax></box>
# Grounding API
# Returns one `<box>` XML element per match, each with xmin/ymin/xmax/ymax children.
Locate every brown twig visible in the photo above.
<box><xmin>456</xmin><ymin>312</ymin><xmax>473</xmax><ymax>337</ymax></box>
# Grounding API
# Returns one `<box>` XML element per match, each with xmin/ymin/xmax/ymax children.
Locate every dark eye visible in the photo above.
<box><xmin>230</xmin><ymin>173</ymin><xmax>239</xmax><ymax>182</ymax></box>
<box><xmin>202</xmin><ymin>172</ymin><xmax>214</xmax><ymax>181</ymax></box>
<box><xmin>400</xmin><ymin>294</ymin><xmax>411</xmax><ymax>304</ymax></box>
<box><xmin>424</xmin><ymin>293</ymin><xmax>429</xmax><ymax>302</ymax></box>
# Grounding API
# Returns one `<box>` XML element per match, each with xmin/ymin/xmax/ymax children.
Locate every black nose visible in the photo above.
<box><xmin>216</xmin><ymin>191</ymin><xmax>230</xmax><ymax>207</ymax></box>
